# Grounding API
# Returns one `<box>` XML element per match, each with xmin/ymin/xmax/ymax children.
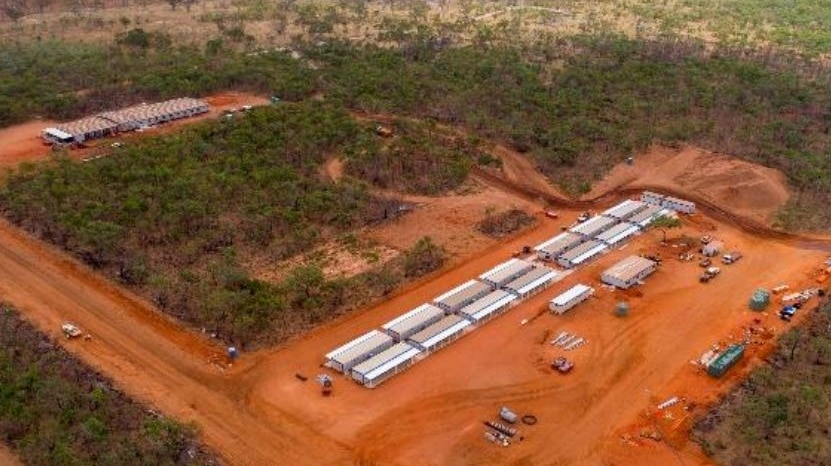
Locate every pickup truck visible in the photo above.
<box><xmin>779</xmin><ymin>305</ymin><xmax>798</xmax><ymax>321</ymax></box>
<box><xmin>699</xmin><ymin>266</ymin><xmax>721</xmax><ymax>283</ymax></box>
<box><xmin>722</xmin><ymin>251</ymin><xmax>743</xmax><ymax>264</ymax></box>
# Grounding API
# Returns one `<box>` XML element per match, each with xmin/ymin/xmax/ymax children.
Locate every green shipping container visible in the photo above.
<box><xmin>708</xmin><ymin>344</ymin><xmax>745</xmax><ymax>378</ymax></box>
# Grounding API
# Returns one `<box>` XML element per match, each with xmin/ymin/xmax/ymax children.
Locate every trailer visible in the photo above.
<box><xmin>325</xmin><ymin>330</ymin><xmax>394</xmax><ymax>373</ymax></box>
<box><xmin>433</xmin><ymin>280</ymin><xmax>492</xmax><ymax>312</ymax></box>
<box><xmin>407</xmin><ymin>314</ymin><xmax>472</xmax><ymax>353</ymax></box>
<box><xmin>601</xmin><ymin>256</ymin><xmax>658</xmax><ymax>289</ymax></box>
<box><xmin>479</xmin><ymin>259</ymin><xmax>534</xmax><ymax>289</ymax></box>
<box><xmin>350</xmin><ymin>342</ymin><xmax>421</xmax><ymax>388</ymax></box>
<box><xmin>534</xmin><ymin>232</ymin><xmax>584</xmax><ymax>261</ymax></box>
<box><xmin>381</xmin><ymin>304</ymin><xmax>445</xmax><ymax>342</ymax></box>
<box><xmin>707</xmin><ymin>344</ymin><xmax>744</xmax><ymax>378</ymax></box>
<box><xmin>457</xmin><ymin>289</ymin><xmax>518</xmax><ymax>324</ymax></box>
<box><xmin>549</xmin><ymin>284</ymin><xmax>594</xmax><ymax>314</ymax></box>
<box><xmin>503</xmin><ymin>266</ymin><xmax>559</xmax><ymax>298</ymax></box>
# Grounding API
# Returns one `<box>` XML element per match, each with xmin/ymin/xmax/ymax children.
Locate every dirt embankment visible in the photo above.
<box><xmin>587</xmin><ymin>144</ymin><xmax>791</xmax><ymax>225</ymax></box>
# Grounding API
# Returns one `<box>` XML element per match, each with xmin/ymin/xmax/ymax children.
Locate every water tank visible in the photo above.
<box><xmin>499</xmin><ymin>406</ymin><xmax>518</xmax><ymax>424</ymax></box>
<box><xmin>748</xmin><ymin>288</ymin><xmax>770</xmax><ymax>311</ymax></box>
<box><xmin>615</xmin><ymin>301</ymin><xmax>630</xmax><ymax>317</ymax></box>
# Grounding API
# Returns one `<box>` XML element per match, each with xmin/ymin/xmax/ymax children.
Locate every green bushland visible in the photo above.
<box><xmin>693</xmin><ymin>297</ymin><xmax>831</xmax><ymax>465</ymax></box>
<box><xmin>0</xmin><ymin>305</ymin><xmax>218</xmax><ymax>466</ymax></box>
<box><xmin>3</xmin><ymin>34</ymin><xmax>831</xmax><ymax>227</ymax></box>
<box><xmin>0</xmin><ymin>103</ymin><xmax>455</xmax><ymax>346</ymax></box>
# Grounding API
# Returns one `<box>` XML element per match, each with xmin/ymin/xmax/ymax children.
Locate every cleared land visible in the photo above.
<box><xmin>0</xmin><ymin>172</ymin><xmax>827</xmax><ymax>465</ymax></box>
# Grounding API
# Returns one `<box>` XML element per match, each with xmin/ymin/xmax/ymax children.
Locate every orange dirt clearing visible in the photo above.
<box><xmin>0</xmin><ymin>119</ymin><xmax>59</xmax><ymax>169</ymax></box>
<box><xmin>587</xmin><ymin>144</ymin><xmax>791</xmax><ymax>225</ymax></box>
<box><xmin>0</xmin><ymin>443</ymin><xmax>23</xmax><ymax>466</ymax></box>
<box><xmin>249</xmin><ymin>207</ymin><xmax>826</xmax><ymax>466</ymax></box>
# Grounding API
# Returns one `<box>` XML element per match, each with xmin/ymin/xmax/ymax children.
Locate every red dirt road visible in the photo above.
<box><xmin>0</xmin><ymin>219</ymin><xmax>348</xmax><ymax>466</ymax></box>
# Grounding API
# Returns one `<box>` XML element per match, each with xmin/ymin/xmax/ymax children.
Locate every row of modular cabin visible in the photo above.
<box><xmin>595</xmin><ymin>222</ymin><xmax>641</xmax><ymax>247</ymax></box>
<box><xmin>503</xmin><ymin>266</ymin><xmax>559</xmax><ymax>298</ymax></box>
<box><xmin>534</xmin><ymin>232</ymin><xmax>584</xmax><ymax>261</ymax></box>
<box><xmin>558</xmin><ymin>240</ymin><xmax>608</xmax><ymax>269</ymax></box>
<box><xmin>381</xmin><ymin>304</ymin><xmax>445</xmax><ymax>342</ymax></box>
<box><xmin>479</xmin><ymin>259</ymin><xmax>534</xmax><ymax>288</ymax></box>
<box><xmin>350</xmin><ymin>342</ymin><xmax>422</xmax><ymax>388</ymax></box>
<box><xmin>601</xmin><ymin>199</ymin><xmax>648</xmax><ymax>221</ymax></box>
<box><xmin>641</xmin><ymin>191</ymin><xmax>696</xmax><ymax>214</ymax></box>
<box><xmin>42</xmin><ymin>97</ymin><xmax>209</xmax><ymax>145</ymax></box>
<box><xmin>549</xmin><ymin>284</ymin><xmax>594</xmax><ymax>314</ymax></box>
<box><xmin>600</xmin><ymin>255</ymin><xmax>658</xmax><ymax>289</ymax></box>
<box><xmin>626</xmin><ymin>204</ymin><xmax>664</xmax><ymax>229</ymax></box>
<box><xmin>433</xmin><ymin>279</ymin><xmax>492</xmax><ymax>312</ymax></box>
<box><xmin>457</xmin><ymin>289</ymin><xmax>518</xmax><ymax>324</ymax></box>
<box><xmin>407</xmin><ymin>314</ymin><xmax>472</xmax><ymax>353</ymax></box>
<box><xmin>570</xmin><ymin>215</ymin><xmax>619</xmax><ymax>239</ymax></box>
<box><xmin>325</xmin><ymin>330</ymin><xmax>394</xmax><ymax>373</ymax></box>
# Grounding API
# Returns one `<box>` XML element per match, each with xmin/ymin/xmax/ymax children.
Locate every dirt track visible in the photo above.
<box><xmin>0</xmin><ymin>219</ymin><xmax>349</xmax><ymax>466</ymax></box>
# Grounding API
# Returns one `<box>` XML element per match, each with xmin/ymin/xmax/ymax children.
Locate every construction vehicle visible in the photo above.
<box><xmin>62</xmin><ymin>323</ymin><xmax>82</xmax><ymax>339</ymax></box>
<box><xmin>375</xmin><ymin>125</ymin><xmax>393</xmax><ymax>137</ymax></box>
<box><xmin>551</xmin><ymin>357</ymin><xmax>573</xmax><ymax>373</ymax></box>
<box><xmin>722</xmin><ymin>251</ymin><xmax>743</xmax><ymax>265</ymax></box>
<box><xmin>316</xmin><ymin>374</ymin><xmax>333</xmax><ymax>396</ymax></box>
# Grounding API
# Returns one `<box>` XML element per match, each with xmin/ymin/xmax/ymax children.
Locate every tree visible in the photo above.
<box><xmin>403</xmin><ymin>236</ymin><xmax>445</xmax><ymax>278</ymax></box>
<box><xmin>1</xmin><ymin>0</ymin><xmax>26</xmax><ymax>22</ymax></box>
<box><xmin>650</xmin><ymin>214</ymin><xmax>682</xmax><ymax>243</ymax></box>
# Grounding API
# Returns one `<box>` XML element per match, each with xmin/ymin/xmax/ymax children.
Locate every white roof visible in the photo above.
<box><xmin>535</xmin><ymin>232</ymin><xmax>578</xmax><ymax>251</ymax></box>
<box><xmin>352</xmin><ymin>342</ymin><xmax>421</xmax><ymax>379</ymax></box>
<box><xmin>381</xmin><ymin>304</ymin><xmax>444</xmax><ymax>335</ymax></box>
<box><xmin>570</xmin><ymin>215</ymin><xmax>619</xmax><ymax>237</ymax></box>
<box><xmin>602</xmin><ymin>199</ymin><xmax>646</xmax><ymax>219</ymax></box>
<box><xmin>43</xmin><ymin>127</ymin><xmax>73</xmax><ymax>139</ymax></box>
<box><xmin>505</xmin><ymin>267</ymin><xmax>558</xmax><ymax>295</ymax></box>
<box><xmin>598</xmin><ymin>223</ymin><xmax>640</xmax><ymax>245</ymax></box>
<box><xmin>551</xmin><ymin>284</ymin><xmax>593</xmax><ymax>306</ymax></box>
<box><xmin>479</xmin><ymin>259</ymin><xmax>532</xmax><ymax>283</ymax></box>
<box><xmin>458</xmin><ymin>290</ymin><xmax>517</xmax><ymax>320</ymax></box>
<box><xmin>602</xmin><ymin>255</ymin><xmax>657</xmax><ymax>282</ymax></box>
<box><xmin>433</xmin><ymin>280</ymin><xmax>490</xmax><ymax>308</ymax></box>
<box><xmin>561</xmin><ymin>240</ymin><xmax>604</xmax><ymax>261</ymax></box>
<box><xmin>409</xmin><ymin>314</ymin><xmax>471</xmax><ymax>346</ymax></box>
<box><xmin>570</xmin><ymin>243</ymin><xmax>609</xmax><ymax>266</ymax></box>
<box><xmin>628</xmin><ymin>204</ymin><xmax>663</xmax><ymax>224</ymax></box>
<box><xmin>325</xmin><ymin>330</ymin><xmax>392</xmax><ymax>362</ymax></box>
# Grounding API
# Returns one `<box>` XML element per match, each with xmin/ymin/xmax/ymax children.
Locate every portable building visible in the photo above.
<box><xmin>99</xmin><ymin>97</ymin><xmax>209</xmax><ymax>131</ymax></box>
<box><xmin>601</xmin><ymin>256</ymin><xmax>657</xmax><ymax>289</ymax></box>
<box><xmin>627</xmin><ymin>204</ymin><xmax>663</xmax><ymax>229</ymax></box>
<box><xmin>557</xmin><ymin>240</ymin><xmax>608</xmax><ymax>269</ymax></box>
<box><xmin>52</xmin><ymin>116</ymin><xmax>118</xmax><ymax>143</ymax></box>
<box><xmin>707</xmin><ymin>344</ymin><xmax>744</xmax><ymax>378</ymax></box>
<box><xmin>381</xmin><ymin>304</ymin><xmax>445</xmax><ymax>342</ymax></box>
<box><xmin>325</xmin><ymin>330</ymin><xmax>394</xmax><ymax>373</ymax></box>
<box><xmin>479</xmin><ymin>259</ymin><xmax>534</xmax><ymax>288</ymax></box>
<box><xmin>661</xmin><ymin>195</ymin><xmax>696</xmax><ymax>214</ymax></box>
<box><xmin>702</xmin><ymin>241</ymin><xmax>724</xmax><ymax>257</ymax></box>
<box><xmin>433</xmin><ymin>280</ymin><xmax>492</xmax><ymax>312</ymax></box>
<box><xmin>595</xmin><ymin>222</ymin><xmax>641</xmax><ymax>246</ymax></box>
<box><xmin>569</xmin><ymin>215</ymin><xmax>619</xmax><ymax>239</ymax></box>
<box><xmin>549</xmin><ymin>284</ymin><xmax>595</xmax><ymax>314</ymax></box>
<box><xmin>534</xmin><ymin>232</ymin><xmax>584</xmax><ymax>261</ymax></box>
<box><xmin>602</xmin><ymin>199</ymin><xmax>648</xmax><ymax>221</ymax></box>
<box><xmin>350</xmin><ymin>342</ymin><xmax>421</xmax><ymax>387</ymax></box>
<box><xmin>407</xmin><ymin>314</ymin><xmax>472</xmax><ymax>353</ymax></box>
<box><xmin>640</xmin><ymin>191</ymin><xmax>695</xmax><ymax>214</ymax></box>
<box><xmin>503</xmin><ymin>266</ymin><xmax>559</xmax><ymax>298</ymax></box>
<box><xmin>41</xmin><ymin>128</ymin><xmax>75</xmax><ymax>145</ymax></box>
<box><xmin>457</xmin><ymin>289</ymin><xmax>518</xmax><ymax>324</ymax></box>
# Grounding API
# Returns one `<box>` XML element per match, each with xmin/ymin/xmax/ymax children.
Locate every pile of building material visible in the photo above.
<box><xmin>551</xmin><ymin>332</ymin><xmax>586</xmax><ymax>351</ymax></box>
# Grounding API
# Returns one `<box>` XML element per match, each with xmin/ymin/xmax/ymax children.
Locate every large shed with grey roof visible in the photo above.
<box><xmin>325</xmin><ymin>330</ymin><xmax>394</xmax><ymax>373</ymax></box>
<box><xmin>433</xmin><ymin>280</ymin><xmax>491</xmax><ymax>312</ymax></box>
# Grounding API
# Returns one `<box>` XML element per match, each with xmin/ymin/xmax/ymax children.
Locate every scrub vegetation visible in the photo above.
<box><xmin>0</xmin><ymin>103</ymin><xmax>452</xmax><ymax>346</ymax></box>
<box><xmin>694</xmin><ymin>298</ymin><xmax>831</xmax><ymax>465</ymax></box>
<box><xmin>0</xmin><ymin>305</ymin><xmax>218</xmax><ymax>466</ymax></box>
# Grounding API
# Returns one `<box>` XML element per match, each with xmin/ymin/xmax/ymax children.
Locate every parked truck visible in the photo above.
<box><xmin>699</xmin><ymin>266</ymin><xmax>721</xmax><ymax>283</ymax></box>
<box><xmin>722</xmin><ymin>251</ymin><xmax>743</xmax><ymax>265</ymax></box>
